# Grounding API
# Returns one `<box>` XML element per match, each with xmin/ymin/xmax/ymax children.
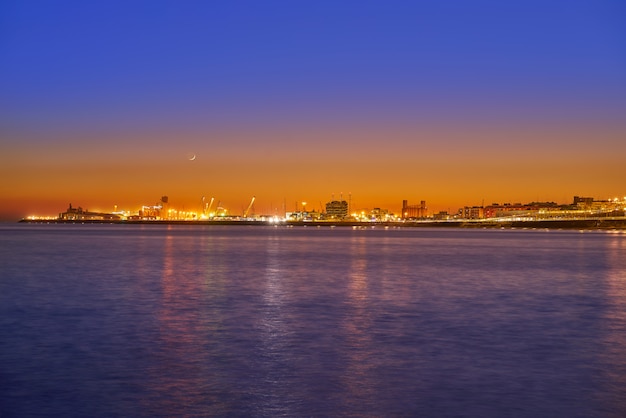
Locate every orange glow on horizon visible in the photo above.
<box><xmin>2</xmin><ymin>122</ymin><xmax>625</xmax><ymax>221</ymax></box>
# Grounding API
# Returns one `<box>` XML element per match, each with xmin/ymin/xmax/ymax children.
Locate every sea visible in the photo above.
<box><xmin>1</xmin><ymin>223</ymin><xmax>625</xmax><ymax>417</ymax></box>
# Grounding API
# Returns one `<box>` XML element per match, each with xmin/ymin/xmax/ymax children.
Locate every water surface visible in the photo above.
<box><xmin>1</xmin><ymin>224</ymin><xmax>625</xmax><ymax>416</ymax></box>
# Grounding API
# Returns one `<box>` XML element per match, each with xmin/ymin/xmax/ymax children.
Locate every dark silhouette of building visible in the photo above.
<box><xmin>402</xmin><ymin>200</ymin><xmax>427</xmax><ymax>219</ymax></box>
<box><xmin>325</xmin><ymin>200</ymin><xmax>349</xmax><ymax>219</ymax></box>
<box><xmin>59</xmin><ymin>203</ymin><xmax>121</xmax><ymax>220</ymax></box>
<box><xmin>573</xmin><ymin>196</ymin><xmax>594</xmax><ymax>208</ymax></box>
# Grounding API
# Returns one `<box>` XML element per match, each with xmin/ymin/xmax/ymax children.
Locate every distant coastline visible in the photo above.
<box><xmin>17</xmin><ymin>217</ymin><xmax>626</xmax><ymax>230</ymax></box>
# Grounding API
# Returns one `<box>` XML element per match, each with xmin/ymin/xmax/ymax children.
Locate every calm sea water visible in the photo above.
<box><xmin>1</xmin><ymin>224</ymin><xmax>625</xmax><ymax>417</ymax></box>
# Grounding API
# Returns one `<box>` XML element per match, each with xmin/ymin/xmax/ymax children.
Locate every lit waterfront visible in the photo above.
<box><xmin>22</xmin><ymin>195</ymin><xmax>626</xmax><ymax>228</ymax></box>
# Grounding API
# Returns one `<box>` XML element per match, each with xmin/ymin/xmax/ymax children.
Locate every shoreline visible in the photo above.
<box><xmin>17</xmin><ymin>217</ymin><xmax>626</xmax><ymax>230</ymax></box>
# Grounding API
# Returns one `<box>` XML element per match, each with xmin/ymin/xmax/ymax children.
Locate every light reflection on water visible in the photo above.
<box><xmin>1</xmin><ymin>225</ymin><xmax>625</xmax><ymax>417</ymax></box>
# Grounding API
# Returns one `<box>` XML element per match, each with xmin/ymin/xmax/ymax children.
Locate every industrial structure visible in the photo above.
<box><xmin>402</xmin><ymin>200</ymin><xmax>427</xmax><ymax>219</ymax></box>
<box><xmin>59</xmin><ymin>204</ymin><xmax>122</xmax><ymax>221</ymax></box>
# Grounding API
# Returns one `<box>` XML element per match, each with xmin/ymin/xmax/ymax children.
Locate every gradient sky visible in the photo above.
<box><xmin>1</xmin><ymin>0</ymin><xmax>625</xmax><ymax>220</ymax></box>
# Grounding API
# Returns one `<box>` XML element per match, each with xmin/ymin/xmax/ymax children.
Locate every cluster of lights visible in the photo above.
<box><xmin>266</xmin><ymin>216</ymin><xmax>285</xmax><ymax>224</ymax></box>
<box><xmin>351</xmin><ymin>211</ymin><xmax>401</xmax><ymax>222</ymax></box>
<box><xmin>24</xmin><ymin>193</ymin><xmax>626</xmax><ymax>223</ymax></box>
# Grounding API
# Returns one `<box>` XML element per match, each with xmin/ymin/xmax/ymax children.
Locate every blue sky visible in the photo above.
<box><xmin>2</xmin><ymin>0</ymin><xmax>624</xmax><ymax>131</ymax></box>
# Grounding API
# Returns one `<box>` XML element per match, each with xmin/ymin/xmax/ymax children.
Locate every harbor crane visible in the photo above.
<box><xmin>206</xmin><ymin>197</ymin><xmax>215</xmax><ymax>216</ymax></box>
<box><xmin>243</xmin><ymin>196</ymin><xmax>256</xmax><ymax>218</ymax></box>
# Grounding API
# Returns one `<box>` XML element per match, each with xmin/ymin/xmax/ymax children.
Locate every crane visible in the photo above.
<box><xmin>206</xmin><ymin>197</ymin><xmax>215</xmax><ymax>217</ymax></box>
<box><xmin>243</xmin><ymin>196</ymin><xmax>256</xmax><ymax>218</ymax></box>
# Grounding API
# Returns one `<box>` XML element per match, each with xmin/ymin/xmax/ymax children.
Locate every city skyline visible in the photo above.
<box><xmin>2</xmin><ymin>1</ymin><xmax>625</xmax><ymax>221</ymax></box>
<box><xmin>23</xmin><ymin>192</ymin><xmax>626</xmax><ymax>223</ymax></box>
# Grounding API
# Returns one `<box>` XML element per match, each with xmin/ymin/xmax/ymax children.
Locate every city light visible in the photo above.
<box><xmin>23</xmin><ymin>193</ymin><xmax>626</xmax><ymax>226</ymax></box>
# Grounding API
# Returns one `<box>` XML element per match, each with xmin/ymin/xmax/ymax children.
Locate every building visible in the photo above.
<box><xmin>369</xmin><ymin>207</ymin><xmax>391</xmax><ymax>221</ymax></box>
<box><xmin>484</xmin><ymin>201</ymin><xmax>575</xmax><ymax>219</ymax></box>
<box><xmin>573</xmin><ymin>196</ymin><xmax>594</xmax><ymax>208</ymax></box>
<box><xmin>59</xmin><ymin>203</ymin><xmax>121</xmax><ymax>221</ymax></box>
<box><xmin>138</xmin><ymin>205</ymin><xmax>163</xmax><ymax>220</ymax></box>
<box><xmin>433</xmin><ymin>211</ymin><xmax>451</xmax><ymax>220</ymax></box>
<box><xmin>483</xmin><ymin>202</ymin><xmax>535</xmax><ymax>218</ymax></box>
<box><xmin>461</xmin><ymin>206</ymin><xmax>484</xmax><ymax>219</ymax></box>
<box><xmin>325</xmin><ymin>200</ymin><xmax>349</xmax><ymax>219</ymax></box>
<box><xmin>402</xmin><ymin>200</ymin><xmax>427</xmax><ymax>219</ymax></box>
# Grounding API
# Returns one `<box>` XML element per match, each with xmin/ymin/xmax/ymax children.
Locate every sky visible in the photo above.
<box><xmin>1</xmin><ymin>0</ymin><xmax>625</xmax><ymax>220</ymax></box>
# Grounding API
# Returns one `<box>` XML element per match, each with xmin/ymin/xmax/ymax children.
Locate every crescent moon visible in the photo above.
<box><xmin>188</xmin><ymin>153</ymin><xmax>196</xmax><ymax>161</ymax></box>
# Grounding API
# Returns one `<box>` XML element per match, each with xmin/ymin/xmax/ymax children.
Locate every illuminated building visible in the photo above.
<box><xmin>483</xmin><ymin>202</ymin><xmax>552</xmax><ymax>218</ymax></box>
<box><xmin>461</xmin><ymin>206</ymin><xmax>484</xmax><ymax>219</ymax></box>
<box><xmin>573</xmin><ymin>196</ymin><xmax>594</xmax><ymax>208</ymax></box>
<box><xmin>138</xmin><ymin>205</ymin><xmax>162</xmax><ymax>220</ymax></box>
<box><xmin>433</xmin><ymin>211</ymin><xmax>451</xmax><ymax>220</ymax></box>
